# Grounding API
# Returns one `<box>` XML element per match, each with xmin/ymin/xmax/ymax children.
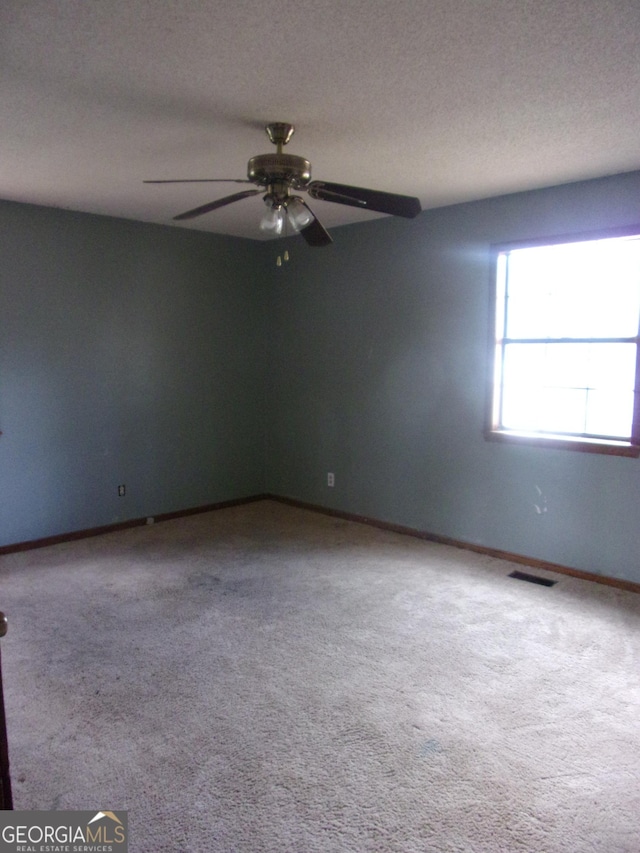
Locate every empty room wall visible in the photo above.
<box><xmin>3</xmin><ymin>172</ymin><xmax>640</xmax><ymax>586</ymax></box>
<box><xmin>265</xmin><ymin>171</ymin><xmax>640</xmax><ymax>584</ymax></box>
<box><xmin>0</xmin><ymin>201</ymin><xmax>267</xmax><ymax>547</ymax></box>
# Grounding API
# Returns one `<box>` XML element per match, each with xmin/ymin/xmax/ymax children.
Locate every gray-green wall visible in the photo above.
<box><xmin>2</xmin><ymin>172</ymin><xmax>640</xmax><ymax>584</ymax></box>
<box><xmin>266</xmin><ymin>172</ymin><xmax>640</xmax><ymax>584</ymax></box>
<box><xmin>0</xmin><ymin>201</ymin><xmax>267</xmax><ymax>546</ymax></box>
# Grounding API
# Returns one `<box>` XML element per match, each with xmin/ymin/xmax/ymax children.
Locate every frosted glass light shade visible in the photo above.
<box><xmin>260</xmin><ymin>206</ymin><xmax>285</xmax><ymax>235</ymax></box>
<box><xmin>286</xmin><ymin>197</ymin><xmax>313</xmax><ymax>231</ymax></box>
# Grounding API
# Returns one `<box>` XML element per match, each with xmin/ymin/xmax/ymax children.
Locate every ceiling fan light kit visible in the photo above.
<box><xmin>145</xmin><ymin>123</ymin><xmax>421</xmax><ymax>247</ymax></box>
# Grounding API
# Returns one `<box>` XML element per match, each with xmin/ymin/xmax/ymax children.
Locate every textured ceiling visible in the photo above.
<box><xmin>2</xmin><ymin>0</ymin><xmax>640</xmax><ymax>240</ymax></box>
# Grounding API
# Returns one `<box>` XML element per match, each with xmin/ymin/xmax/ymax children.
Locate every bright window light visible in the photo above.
<box><xmin>488</xmin><ymin>230</ymin><xmax>640</xmax><ymax>455</ymax></box>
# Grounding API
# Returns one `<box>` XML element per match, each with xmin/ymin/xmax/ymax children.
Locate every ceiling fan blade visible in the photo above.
<box><xmin>173</xmin><ymin>189</ymin><xmax>262</xmax><ymax>221</ymax></box>
<box><xmin>144</xmin><ymin>178</ymin><xmax>252</xmax><ymax>184</ymax></box>
<box><xmin>297</xmin><ymin>201</ymin><xmax>333</xmax><ymax>247</ymax></box>
<box><xmin>307</xmin><ymin>181</ymin><xmax>421</xmax><ymax>219</ymax></box>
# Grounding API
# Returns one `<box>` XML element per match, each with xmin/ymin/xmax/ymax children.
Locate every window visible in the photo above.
<box><xmin>487</xmin><ymin>228</ymin><xmax>640</xmax><ymax>456</ymax></box>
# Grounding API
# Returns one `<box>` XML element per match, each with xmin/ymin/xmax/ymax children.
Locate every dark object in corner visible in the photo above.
<box><xmin>509</xmin><ymin>570</ymin><xmax>557</xmax><ymax>587</ymax></box>
<box><xmin>0</xmin><ymin>612</ymin><xmax>13</xmax><ymax>809</ymax></box>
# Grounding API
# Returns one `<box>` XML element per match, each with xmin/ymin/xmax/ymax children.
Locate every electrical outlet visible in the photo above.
<box><xmin>327</xmin><ymin>472</ymin><xmax>335</xmax><ymax>487</ymax></box>
<box><xmin>118</xmin><ymin>484</ymin><xmax>126</xmax><ymax>497</ymax></box>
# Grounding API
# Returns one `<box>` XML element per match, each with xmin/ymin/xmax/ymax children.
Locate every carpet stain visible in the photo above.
<box><xmin>419</xmin><ymin>738</ymin><xmax>444</xmax><ymax>757</ymax></box>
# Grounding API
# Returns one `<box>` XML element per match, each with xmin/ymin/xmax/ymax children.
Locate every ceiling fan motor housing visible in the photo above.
<box><xmin>247</xmin><ymin>154</ymin><xmax>311</xmax><ymax>189</ymax></box>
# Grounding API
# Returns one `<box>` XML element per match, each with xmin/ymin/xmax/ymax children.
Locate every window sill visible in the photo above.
<box><xmin>485</xmin><ymin>429</ymin><xmax>640</xmax><ymax>457</ymax></box>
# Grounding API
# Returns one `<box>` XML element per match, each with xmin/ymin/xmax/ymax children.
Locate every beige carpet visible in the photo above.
<box><xmin>1</xmin><ymin>499</ymin><xmax>639</xmax><ymax>852</ymax></box>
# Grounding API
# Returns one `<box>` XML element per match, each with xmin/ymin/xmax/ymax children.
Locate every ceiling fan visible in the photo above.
<box><xmin>144</xmin><ymin>123</ymin><xmax>422</xmax><ymax>247</ymax></box>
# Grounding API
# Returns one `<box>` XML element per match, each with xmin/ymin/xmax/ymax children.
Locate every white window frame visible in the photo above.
<box><xmin>486</xmin><ymin>227</ymin><xmax>640</xmax><ymax>457</ymax></box>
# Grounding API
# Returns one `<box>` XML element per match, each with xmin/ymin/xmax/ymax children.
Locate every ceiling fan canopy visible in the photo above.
<box><xmin>145</xmin><ymin>123</ymin><xmax>422</xmax><ymax>247</ymax></box>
